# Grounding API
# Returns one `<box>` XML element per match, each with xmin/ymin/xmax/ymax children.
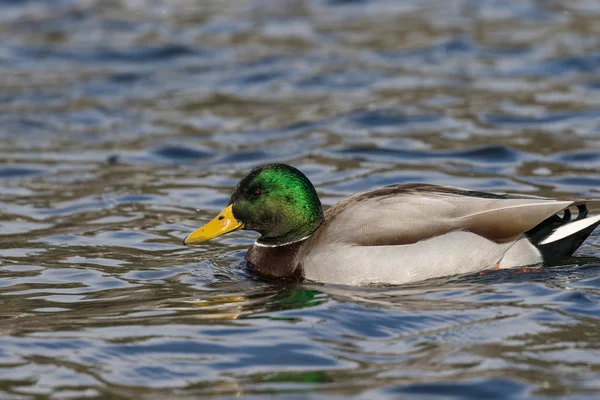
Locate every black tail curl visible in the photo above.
<box><xmin>526</xmin><ymin>204</ymin><xmax>599</xmax><ymax>262</ymax></box>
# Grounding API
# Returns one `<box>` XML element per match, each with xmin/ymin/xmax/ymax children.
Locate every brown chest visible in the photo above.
<box><xmin>244</xmin><ymin>239</ymin><xmax>308</xmax><ymax>280</ymax></box>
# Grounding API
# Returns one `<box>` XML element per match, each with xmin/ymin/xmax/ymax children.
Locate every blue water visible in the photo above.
<box><xmin>2</xmin><ymin>0</ymin><xmax>600</xmax><ymax>398</ymax></box>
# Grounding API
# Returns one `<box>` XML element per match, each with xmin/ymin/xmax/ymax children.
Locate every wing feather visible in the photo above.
<box><xmin>321</xmin><ymin>184</ymin><xmax>578</xmax><ymax>245</ymax></box>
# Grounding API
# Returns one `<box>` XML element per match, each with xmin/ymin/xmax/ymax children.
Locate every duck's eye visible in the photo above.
<box><xmin>250</xmin><ymin>189</ymin><xmax>263</xmax><ymax>199</ymax></box>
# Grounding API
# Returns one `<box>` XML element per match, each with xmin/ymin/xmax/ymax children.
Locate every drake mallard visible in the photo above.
<box><xmin>184</xmin><ymin>164</ymin><xmax>600</xmax><ymax>286</ymax></box>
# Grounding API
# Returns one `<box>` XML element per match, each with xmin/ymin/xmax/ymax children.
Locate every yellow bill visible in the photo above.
<box><xmin>183</xmin><ymin>204</ymin><xmax>244</xmax><ymax>245</ymax></box>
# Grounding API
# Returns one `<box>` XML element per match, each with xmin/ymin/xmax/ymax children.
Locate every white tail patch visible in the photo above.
<box><xmin>540</xmin><ymin>214</ymin><xmax>600</xmax><ymax>245</ymax></box>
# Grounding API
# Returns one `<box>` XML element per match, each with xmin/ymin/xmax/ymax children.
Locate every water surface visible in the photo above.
<box><xmin>2</xmin><ymin>0</ymin><xmax>600</xmax><ymax>398</ymax></box>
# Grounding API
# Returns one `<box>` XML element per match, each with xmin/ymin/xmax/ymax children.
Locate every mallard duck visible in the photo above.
<box><xmin>184</xmin><ymin>163</ymin><xmax>600</xmax><ymax>286</ymax></box>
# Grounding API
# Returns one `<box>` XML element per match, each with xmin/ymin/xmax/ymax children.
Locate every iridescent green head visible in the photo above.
<box><xmin>183</xmin><ymin>164</ymin><xmax>324</xmax><ymax>246</ymax></box>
